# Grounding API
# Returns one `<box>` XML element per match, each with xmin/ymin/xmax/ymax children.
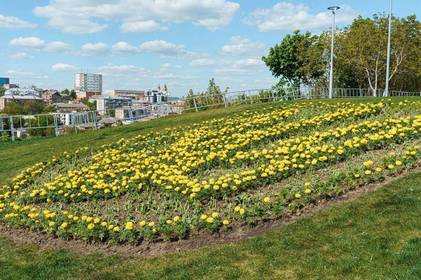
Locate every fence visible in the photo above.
<box><xmin>183</xmin><ymin>88</ymin><xmax>421</xmax><ymax>112</ymax></box>
<box><xmin>0</xmin><ymin>102</ymin><xmax>187</xmax><ymax>142</ymax></box>
<box><xmin>1</xmin><ymin>88</ymin><xmax>420</xmax><ymax>142</ymax></box>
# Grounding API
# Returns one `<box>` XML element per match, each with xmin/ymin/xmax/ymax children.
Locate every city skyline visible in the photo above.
<box><xmin>1</xmin><ymin>0</ymin><xmax>420</xmax><ymax>97</ymax></box>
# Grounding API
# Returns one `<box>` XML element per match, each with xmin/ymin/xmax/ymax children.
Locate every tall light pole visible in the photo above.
<box><xmin>328</xmin><ymin>6</ymin><xmax>340</xmax><ymax>99</ymax></box>
<box><xmin>384</xmin><ymin>0</ymin><xmax>392</xmax><ymax>97</ymax></box>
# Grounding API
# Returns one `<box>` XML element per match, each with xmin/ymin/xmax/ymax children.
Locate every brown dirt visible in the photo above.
<box><xmin>0</xmin><ymin>165</ymin><xmax>419</xmax><ymax>259</ymax></box>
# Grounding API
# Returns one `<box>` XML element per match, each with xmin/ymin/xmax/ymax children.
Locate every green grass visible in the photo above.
<box><xmin>1</xmin><ymin>97</ymin><xmax>420</xmax><ymax>279</ymax></box>
<box><xmin>1</xmin><ymin>171</ymin><xmax>420</xmax><ymax>280</ymax></box>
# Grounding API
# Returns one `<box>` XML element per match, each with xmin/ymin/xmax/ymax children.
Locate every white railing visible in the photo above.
<box><xmin>183</xmin><ymin>88</ymin><xmax>421</xmax><ymax>112</ymax></box>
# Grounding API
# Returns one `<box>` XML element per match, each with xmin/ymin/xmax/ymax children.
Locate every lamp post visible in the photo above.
<box><xmin>384</xmin><ymin>0</ymin><xmax>392</xmax><ymax>97</ymax></box>
<box><xmin>328</xmin><ymin>6</ymin><xmax>340</xmax><ymax>99</ymax></box>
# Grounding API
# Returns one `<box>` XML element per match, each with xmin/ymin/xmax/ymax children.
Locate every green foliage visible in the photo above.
<box><xmin>262</xmin><ymin>30</ymin><xmax>326</xmax><ymax>87</ymax></box>
<box><xmin>80</xmin><ymin>98</ymin><xmax>96</xmax><ymax>111</ymax></box>
<box><xmin>2</xmin><ymin>101</ymin><xmax>46</xmax><ymax>115</ymax></box>
<box><xmin>184</xmin><ymin>78</ymin><xmax>225</xmax><ymax>110</ymax></box>
<box><xmin>264</xmin><ymin>14</ymin><xmax>421</xmax><ymax>92</ymax></box>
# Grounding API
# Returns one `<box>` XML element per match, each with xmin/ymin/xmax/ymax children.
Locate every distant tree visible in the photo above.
<box><xmin>80</xmin><ymin>98</ymin><xmax>96</xmax><ymax>111</ymax></box>
<box><xmin>0</xmin><ymin>86</ymin><xmax>5</xmax><ymax>96</ymax></box>
<box><xmin>70</xmin><ymin>89</ymin><xmax>77</xmax><ymax>100</ymax></box>
<box><xmin>163</xmin><ymin>84</ymin><xmax>168</xmax><ymax>93</ymax></box>
<box><xmin>3</xmin><ymin>101</ymin><xmax>46</xmax><ymax>115</ymax></box>
<box><xmin>61</xmin><ymin>89</ymin><xmax>70</xmax><ymax>96</ymax></box>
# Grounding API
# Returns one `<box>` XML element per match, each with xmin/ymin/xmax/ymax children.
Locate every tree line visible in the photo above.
<box><xmin>263</xmin><ymin>14</ymin><xmax>421</xmax><ymax>93</ymax></box>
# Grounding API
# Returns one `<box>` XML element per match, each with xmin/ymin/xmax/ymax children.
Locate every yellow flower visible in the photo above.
<box><xmin>239</xmin><ymin>208</ymin><xmax>245</xmax><ymax>215</ymax></box>
<box><xmin>139</xmin><ymin>220</ymin><xmax>146</xmax><ymax>227</ymax></box>
<box><xmin>363</xmin><ymin>160</ymin><xmax>374</xmax><ymax>168</ymax></box>
<box><xmin>125</xmin><ymin>222</ymin><xmax>134</xmax><ymax>231</ymax></box>
<box><xmin>206</xmin><ymin>217</ymin><xmax>214</xmax><ymax>223</ymax></box>
<box><xmin>223</xmin><ymin>220</ymin><xmax>230</xmax><ymax>225</ymax></box>
<box><xmin>295</xmin><ymin>193</ymin><xmax>301</xmax><ymax>199</ymax></box>
<box><xmin>211</xmin><ymin>212</ymin><xmax>219</xmax><ymax>218</ymax></box>
<box><xmin>173</xmin><ymin>216</ymin><xmax>181</xmax><ymax>222</ymax></box>
<box><xmin>263</xmin><ymin>196</ymin><xmax>271</xmax><ymax>203</ymax></box>
<box><xmin>60</xmin><ymin>222</ymin><xmax>68</xmax><ymax>229</ymax></box>
<box><xmin>304</xmin><ymin>188</ymin><xmax>312</xmax><ymax>194</ymax></box>
<box><xmin>200</xmin><ymin>214</ymin><xmax>208</xmax><ymax>220</ymax></box>
<box><xmin>234</xmin><ymin>206</ymin><xmax>241</xmax><ymax>212</ymax></box>
<box><xmin>87</xmin><ymin>223</ymin><xmax>95</xmax><ymax>230</ymax></box>
<box><xmin>395</xmin><ymin>160</ymin><xmax>402</xmax><ymax>166</ymax></box>
<box><xmin>113</xmin><ymin>226</ymin><xmax>120</xmax><ymax>232</ymax></box>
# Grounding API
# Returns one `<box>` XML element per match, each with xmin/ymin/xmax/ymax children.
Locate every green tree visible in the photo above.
<box><xmin>61</xmin><ymin>89</ymin><xmax>70</xmax><ymax>96</ymax></box>
<box><xmin>262</xmin><ymin>30</ymin><xmax>326</xmax><ymax>87</ymax></box>
<box><xmin>70</xmin><ymin>90</ymin><xmax>77</xmax><ymax>100</ymax></box>
<box><xmin>0</xmin><ymin>86</ymin><xmax>5</xmax><ymax>96</ymax></box>
<box><xmin>80</xmin><ymin>98</ymin><xmax>96</xmax><ymax>111</ymax></box>
<box><xmin>336</xmin><ymin>14</ymin><xmax>421</xmax><ymax>94</ymax></box>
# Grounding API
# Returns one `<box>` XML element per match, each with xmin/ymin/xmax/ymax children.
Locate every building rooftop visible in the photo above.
<box><xmin>1</xmin><ymin>95</ymin><xmax>43</xmax><ymax>100</ymax></box>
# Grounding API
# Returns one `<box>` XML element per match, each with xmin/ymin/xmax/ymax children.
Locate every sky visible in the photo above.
<box><xmin>0</xmin><ymin>0</ymin><xmax>419</xmax><ymax>97</ymax></box>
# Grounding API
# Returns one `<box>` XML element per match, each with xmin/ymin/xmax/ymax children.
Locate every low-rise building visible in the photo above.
<box><xmin>145</xmin><ymin>89</ymin><xmax>168</xmax><ymax>104</ymax></box>
<box><xmin>0</xmin><ymin>95</ymin><xmax>44</xmax><ymax>111</ymax></box>
<box><xmin>0</xmin><ymin>77</ymin><xmax>10</xmax><ymax>86</ymax></box>
<box><xmin>109</xmin><ymin>90</ymin><xmax>146</xmax><ymax>100</ymax></box>
<box><xmin>115</xmin><ymin>106</ymin><xmax>149</xmax><ymax>121</ymax></box>
<box><xmin>53</xmin><ymin>103</ymin><xmax>89</xmax><ymax>113</ymax></box>
<box><xmin>41</xmin><ymin>90</ymin><xmax>63</xmax><ymax>104</ymax></box>
<box><xmin>5</xmin><ymin>87</ymin><xmax>40</xmax><ymax>97</ymax></box>
<box><xmin>96</xmin><ymin>96</ymin><xmax>132</xmax><ymax>115</ymax></box>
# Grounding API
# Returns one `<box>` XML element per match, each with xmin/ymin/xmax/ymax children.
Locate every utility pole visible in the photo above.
<box><xmin>328</xmin><ymin>6</ymin><xmax>340</xmax><ymax>99</ymax></box>
<box><xmin>384</xmin><ymin>0</ymin><xmax>392</xmax><ymax>97</ymax></box>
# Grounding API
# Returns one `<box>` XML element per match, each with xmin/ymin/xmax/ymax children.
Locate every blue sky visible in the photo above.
<box><xmin>0</xmin><ymin>0</ymin><xmax>419</xmax><ymax>97</ymax></box>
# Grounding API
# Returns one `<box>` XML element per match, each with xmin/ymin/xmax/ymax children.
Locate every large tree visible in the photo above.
<box><xmin>262</xmin><ymin>30</ymin><xmax>326</xmax><ymax>87</ymax></box>
<box><xmin>336</xmin><ymin>14</ymin><xmax>421</xmax><ymax>94</ymax></box>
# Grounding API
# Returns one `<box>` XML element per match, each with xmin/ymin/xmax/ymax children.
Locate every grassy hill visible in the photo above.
<box><xmin>1</xmin><ymin>97</ymin><xmax>420</xmax><ymax>279</ymax></box>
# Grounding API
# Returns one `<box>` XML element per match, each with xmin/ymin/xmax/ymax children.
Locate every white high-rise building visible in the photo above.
<box><xmin>74</xmin><ymin>73</ymin><xmax>102</xmax><ymax>99</ymax></box>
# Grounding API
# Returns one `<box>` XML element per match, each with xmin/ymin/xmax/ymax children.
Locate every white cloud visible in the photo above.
<box><xmin>9</xmin><ymin>52</ymin><xmax>31</xmax><ymax>60</ymax></box>
<box><xmin>121</xmin><ymin>20</ymin><xmax>165</xmax><ymax>33</ymax></box>
<box><xmin>111</xmin><ymin>41</ymin><xmax>139</xmax><ymax>54</ymax></box>
<box><xmin>139</xmin><ymin>40</ymin><xmax>199</xmax><ymax>58</ymax></box>
<box><xmin>45</xmin><ymin>41</ymin><xmax>72</xmax><ymax>52</ymax></box>
<box><xmin>222</xmin><ymin>36</ymin><xmax>265</xmax><ymax>57</ymax></box>
<box><xmin>33</xmin><ymin>0</ymin><xmax>240</xmax><ymax>34</ymax></box>
<box><xmin>190</xmin><ymin>58</ymin><xmax>216</xmax><ymax>67</ymax></box>
<box><xmin>99</xmin><ymin>64</ymin><xmax>146</xmax><ymax>74</ymax></box>
<box><xmin>0</xmin><ymin>14</ymin><xmax>36</xmax><ymax>29</ymax></box>
<box><xmin>52</xmin><ymin>63</ymin><xmax>77</xmax><ymax>72</ymax></box>
<box><xmin>248</xmin><ymin>2</ymin><xmax>358</xmax><ymax>31</ymax></box>
<box><xmin>9</xmin><ymin>37</ymin><xmax>46</xmax><ymax>49</ymax></box>
<box><xmin>80</xmin><ymin>42</ymin><xmax>109</xmax><ymax>55</ymax></box>
<box><xmin>214</xmin><ymin>58</ymin><xmax>265</xmax><ymax>75</ymax></box>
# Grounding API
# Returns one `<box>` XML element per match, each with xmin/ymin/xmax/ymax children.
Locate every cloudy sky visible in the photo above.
<box><xmin>1</xmin><ymin>0</ymin><xmax>419</xmax><ymax>97</ymax></box>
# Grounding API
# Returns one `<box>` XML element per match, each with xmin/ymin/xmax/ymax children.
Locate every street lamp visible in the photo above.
<box><xmin>328</xmin><ymin>6</ymin><xmax>340</xmax><ymax>99</ymax></box>
<box><xmin>384</xmin><ymin>0</ymin><xmax>392</xmax><ymax>97</ymax></box>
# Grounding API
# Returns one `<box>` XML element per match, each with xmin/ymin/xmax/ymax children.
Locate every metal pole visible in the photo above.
<box><xmin>192</xmin><ymin>96</ymin><xmax>198</xmax><ymax>112</ymax></box>
<box><xmin>328</xmin><ymin>9</ymin><xmax>337</xmax><ymax>99</ymax></box>
<box><xmin>9</xmin><ymin>116</ymin><xmax>15</xmax><ymax>142</ymax></box>
<box><xmin>384</xmin><ymin>0</ymin><xmax>392</xmax><ymax>97</ymax></box>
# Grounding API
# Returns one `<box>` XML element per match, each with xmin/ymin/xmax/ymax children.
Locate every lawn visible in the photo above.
<box><xmin>0</xmin><ymin>97</ymin><xmax>420</xmax><ymax>279</ymax></box>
